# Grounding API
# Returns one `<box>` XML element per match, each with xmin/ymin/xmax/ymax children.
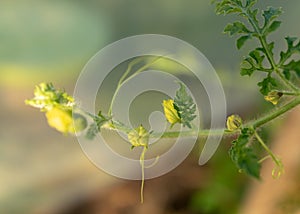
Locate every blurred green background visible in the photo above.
<box><xmin>1</xmin><ymin>0</ymin><xmax>300</xmax><ymax>213</ymax></box>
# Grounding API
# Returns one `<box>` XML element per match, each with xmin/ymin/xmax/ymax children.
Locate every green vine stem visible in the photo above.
<box><xmin>254</xmin><ymin>130</ymin><xmax>284</xmax><ymax>179</ymax></box>
<box><xmin>250</xmin><ymin>95</ymin><xmax>300</xmax><ymax>129</ymax></box>
<box><xmin>277</xmin><ymin>91</ymin><xmax>300</xmax><ymax>96</ymax></box>
<box><xmin>139</xmin><ymin>146</ymin><xmax>147</xmax><ymax>203</ymax></box>
<box><xmin>83</xmin><ymin>94</ymin><xmax>300</xmax><ymax>139</ymax></box>
<box><xmin>108</xmin><ymin>56</ymin><xmax>163</xmax><ymax>116</ymax></box>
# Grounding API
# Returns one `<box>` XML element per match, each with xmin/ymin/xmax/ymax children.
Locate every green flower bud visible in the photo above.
<box><xmin>226</xmin><ymin>114</ymin><xmax>242</xmax><ymax>131</ymax></box>
<box><xmin>72</xmin><ymin>113</ymin><xmax>88</xmax><ymax>133</ymax></box>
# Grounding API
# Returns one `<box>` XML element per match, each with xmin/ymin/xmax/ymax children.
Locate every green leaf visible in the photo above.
<box><xmin>86</xmin><ymin>123</ymin><xmax>99</xmax><ymax>140</ymax></box>
<box><xmin>237</xmin><ymin>35</ymin><xmax>251</xmax><ymax>49</ymax></box>
<box><xmin>257</xmin><ymin>75</ymin><xmax>278</xmax><ymax>95</ymax></box>
<box><xmin>282</xmin><ymin>60</ymin><xmax>300</xmax><ymax>77</ymax></box>
<box><xmin>215</xmin><ymin>0</ymin><xmax>243</xmax><ymax>15</ymax></box>
<box><xmin>173</xmin><ymin>83</ymin><xmax>196</xmax><ymax>128</ymax></box>
<box><xmin>241</xmin><ymin>67</ymin><xmax>255</xmax><ymax>76</ymax></box>
<box><xmin>262</xmin><ymin>7</ymin><xmax>282</xmax><ymax>27</ymax></box>
<box><xmin>256</xmin><ymin>42</ymin><xmax>275</xmax><ymax>58</ymax></box>
<box><xmin>240</xmin><ymin>57</ymin><xmax>256</xmax><ymax>76</ymax></box>
<box><xmin>249</xmin><ymin>49</ymin><xmax>265</xmax><ymax>66</ymax></box>
<box><xmin>240</xmin><ymin>50</ymin><xmax>265</xmax><ymax>76</ymax></box>
<box><xmin>85</xmin><ymin>111</ymin><xmax>110</xmax><ymax>139</ymax></box>
<box><xmin>268</xmin><ymin>42</ymin><xmax>275</xmax><ymax>53</ymax></box>
<box><xmin>229</xmin><ymin>128</ymin><xmax>261</xmax><ymax>179</ymax></box>
<box><xmin>224</xmin><ymin>22</ymin><xmax>251</xmax><ymax>36</ymax></box>
<box><xmin>280</xmin><ymin>37</ymin><xmax>300</xmax><ymax>65</ymax></box>
<box><xmin>283</xmin><ymin>70</ymin><xmax>291</xmax><ymax>80</ymax></box>
<box><xmin>245</xmin><ymin>0</ymin><xmax>257</xmax><ymax>8</ymax></box>
<box><xmin>265</xmin><ymin>21</ymin><xmax>281</xmax><ymax>35</ymax></box>
<box><xmin>236</xmin><ymin>147</ymin><xmax>261</xmax><ymax>178</ymax></box>
<box><xmin>226</xmin><ymin>7</ymin><xmax>243</xmax><ymax>14</ymax></box>
<box><xmin>286</xmin><ymin>36</ymin><xmax>298</xmax><ymax>49</ymax></box>
<box><xmin>249</xmin><ymin>8</ymin><xmax>259</xmax><ymax>24</ymax></box>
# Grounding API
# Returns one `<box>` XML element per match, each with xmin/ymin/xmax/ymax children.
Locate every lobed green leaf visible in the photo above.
<box><xmin>174</xmin><ymin>83</ymin><xmax>196</xmax><ymax>128</ymax></box>
<box><xmin>241</xmin><ymin>67</ymin><xmax>255</xmax><ymax>76</ymax></box>
<box><xmin>248</xmin><ymin>8</ymin><xmax>259</xmax><ymax>24</ymax></box>
<box><xmin>262</xmin><ymin>7</ymin><xmax>282</xmax><ymax>28</ymax></box>
<box><xmin>224</xmin><ymin>22</ymin><xmax>251</xmax><ymax>36</ymax></box>
<box><xmin>282</xmin><ymin>60</ymin><xmax>300</xmax><ymax>78</ymax></box>
<box><xmin>229</xmin><ymin>128</ymin><xmax>261</xmax><ymax>178</ymax></box>
<box><xmin>240</xmin><ymin>49</ymin><xmax>266</xmax><ymax>76</ymax></box>
<box><xmin>257</xmin><ymin>75</ymin><xmax>278</xmax><ymax>95</ymax></box>
<box><xmin>245</xmin><ymin>0</ymin><xmax>257</xmax><ymax>8</ymax></box>
<box><xmin>282</xmin><ymin>70</ymin><xmax>291</xmax><ymax>80</ymax></box>
<box><xmin>86</xmin><ymin>123</ymin><xmax>99</xmax><ymax>140</ymax></box>
<box><xmin>215</xmin><ymin>0</ymin><xmax>242</xmax><ymax>15</ymax></box>
<box><xmin>237</xmin><ymin>35</ymin><xmax>251</xmax><ymax>49</ymax></box>
<box><xmin>85</xmin><ymin>111</ymin><xmax>110</xmax><ymax>139</ymax></box>
<box><xmin>280</xmin><ymin>37</ymin><xmax>300</xmax><ymax>65</ymax></box>
<box><xmin>265</xmin><ymin>21</ymin><xmax>281</xmax><ymax>35</ymax></box>
<box><xmin>249</xmin><ymin>49</ymin><xmax>265</xmax><ymax>66</ymax></box>
<box><xmin>256</xmin><ymin>42</ymin><xmax>275</xmax><ymax>58</ymax></box>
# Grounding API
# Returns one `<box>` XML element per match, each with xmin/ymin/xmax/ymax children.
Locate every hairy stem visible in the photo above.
<box><xmin>84</xmin><ymin>96</ymin><xmax>300</xmax><ymax>140</ymax></box>
<box><xmin>254</xmin><ymin>130</ymin><xmax>284</xmax><ymax>178</ymax></box>
<box><xmin>278</xmin><ymin>90</ymin><xmax>300</xmax><ymax>96</ymax></box>
<box><xmin>254</xmin><ymin>130</ymin><xmax>278</xmax><ymax>164</ymax></box>
<box><xmin>250</xmin><ymin>95</ymin><xmax>300</xmax><ymax>129</ymax></box>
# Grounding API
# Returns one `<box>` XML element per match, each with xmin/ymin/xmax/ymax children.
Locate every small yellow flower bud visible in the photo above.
<box><xmin>45</xmin><ymin>107</ymin><xmax>87</xmax><ymax>134</ymax></box>
<box><xmin>128</xmin><ymin>125</ymin><xmax>149</xmax><ymax>148</ymax></box>
<box><xmin>226</xmin><ymin>114</ymin><xmax>243</xmax><ymax>131</ymax></box>
<box><xmin>264</xmin><ymin>91</ymin><xmax>283</xmax><ymax>105</ymax></box>
<box><xmin>162</xmin><ymin>99</ymin><xmax>181</xmax><ymax>127</ymax></box>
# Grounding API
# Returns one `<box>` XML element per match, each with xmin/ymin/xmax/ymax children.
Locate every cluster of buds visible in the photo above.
<box><xmin>25</xmin><ymin>82</ymin><xmax>87</xmax><ymax>134</ymax></box>
<box><xmin>128</xmin><ymin>125</ymin><xmax>149</xmax><ymax>149</ymax></box>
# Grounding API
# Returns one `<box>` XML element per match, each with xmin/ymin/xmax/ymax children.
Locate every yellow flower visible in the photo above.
<box><xmin>25</xmin><ymin>82</ymin><xmax>75</xmax><ymax>112</ymax></box>
<box><xmin>162</xmin><ymin>99</ymin><xmax>181</xmax><ymax>127</ymax></box>
<box><xmin>128</xmin><ymin>125</ymin><xmax>149</xmax><ymax>148</ymax></box>
<box><xmin>264</xmin><ymin>91</ymin><xmax>283</xmax><ymax>105</ymax></box>
<box><xmin>226</xmin><ymin>114</ymin><xmax>242</xmax><ymax>131</ymax></box>
<box><xmin>45</xmin><ymin>107</ymin><xmax>87</xmax><ymax>134</ymax></box>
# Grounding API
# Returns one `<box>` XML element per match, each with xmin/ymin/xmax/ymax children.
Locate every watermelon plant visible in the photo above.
<box><xmin>26</xmin><ymin>0</ymin><xmax>300</xmax><ymax>203</ymax></box>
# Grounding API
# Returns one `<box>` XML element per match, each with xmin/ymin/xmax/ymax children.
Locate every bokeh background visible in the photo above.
<box><xmin>1</xmin><ymin>0</ymin><xmax>300</xmax><ymax>213</ymax></box>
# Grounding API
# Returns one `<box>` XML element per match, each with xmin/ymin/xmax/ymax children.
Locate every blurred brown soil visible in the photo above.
<box><xmin>56</xmin><ymin>157</ymin><xmax>208</xmax><ymax>214</ymax></box>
